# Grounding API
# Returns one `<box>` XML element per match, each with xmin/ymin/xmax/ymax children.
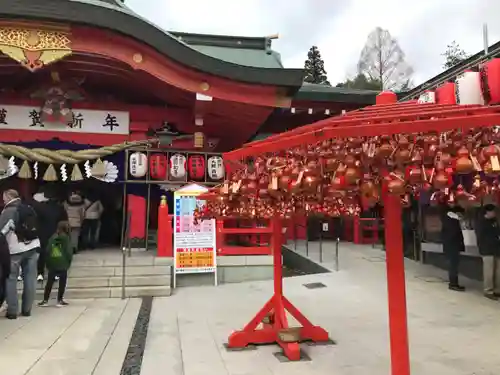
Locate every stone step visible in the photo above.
<box><xmin>31</xmin><ymin>285</ymin><xmax>172</xmax><ymax>299</ymax></box>
<box><xmin>71</xmin><ymin>256</ymin><xmax>172</xmax><ymax>267</ymax></box>
<box><xmin>31</xmin><ymin>275</ymin><xmax>170</xmax><ymax>289</ymax></box>
<box><xmin>68</xmin><ymin>265</ymin><xmax>171</xmax><ymax>278</ymax></box>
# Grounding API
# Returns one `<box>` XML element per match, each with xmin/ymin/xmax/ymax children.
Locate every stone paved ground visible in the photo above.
<box><xmin>1</xmin><ymin>243</ymin><xmax>499</xmax><ymax>375</ymax></box>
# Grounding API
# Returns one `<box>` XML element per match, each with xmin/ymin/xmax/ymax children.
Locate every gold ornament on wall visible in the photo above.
<box><xmin>0</xmin><ymin>24</ymin><xmax>72</xmax><ymax>71</ymax></box>
<box><xmin>194</xmin><ymin>132</ymin><xmax>205</xmax><ymax>148</ymax></box>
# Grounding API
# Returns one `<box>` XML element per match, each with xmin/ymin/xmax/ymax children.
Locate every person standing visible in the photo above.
<box><xmin>441</xmin><ymin>202</ymin><xmax>466</xmax><ymax>292</ymax></box>
<box><xmin>32</xmin><ymin>188</ymin><xmax>67</xmax><ymax>281</ymax></box>
<box><xmin>38</xmin><ymin>221</ymin><xmax>73</xmax><ymax>307</ymax></box>
<box><xmin>0</xmin><ymin>233</ymin><xmax>9</xmax><ymax>311</ymax></box>
<box><xmin>0</xmin><ymin>189</ymin><xmax>40</xmax><ymax>319</ymax></box>
<box><xmin>81</xmin><ymin>196</ymin><xmax>103</xmax><ymax>250</ymax></box>
<box><xmin>63</xmin><ymin>191</ymin><xmax>86</xmax><ymax>252</ymax></box>
<box><xmin>476</xmin><ymin>204</ymin><xmax>500</xmax><ymax>300</ymax></box>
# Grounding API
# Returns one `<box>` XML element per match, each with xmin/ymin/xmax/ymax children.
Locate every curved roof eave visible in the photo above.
<box><xmin>295</xmin><ymin>83</ymin><xmax>379</xmax><ymax>105</ymax></box>
<box><xmin>0</xmin><ymin>0</ymin><xmax>305</xmax><ymax>91</ymax></box>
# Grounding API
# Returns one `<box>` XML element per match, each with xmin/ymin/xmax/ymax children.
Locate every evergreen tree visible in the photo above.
<box><xmin>304</xmin><ymin>46</ymin><xmax>330</xmax><ymax>85</ymax></box>
<box><xmin>336</xmin><ymin>74</ymin><xmax>382</xmax><ymax>90</ymax></box>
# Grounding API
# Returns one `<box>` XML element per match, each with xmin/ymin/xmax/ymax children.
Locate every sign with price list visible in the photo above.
<box><xmin>173</xmin><ymin>183</ymin><xmax>217</xmax><ymax>287</ymax></box>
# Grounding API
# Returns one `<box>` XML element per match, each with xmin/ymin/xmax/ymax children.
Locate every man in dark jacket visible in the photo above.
<box><xmin>0</xmin><ymin>234</ymin><xmax>9</xmax><ymax>309</ymax></box>
<box><xmin>476</xmin><ymin>204</ymin><xmax>500</xmax><ymax>300</ymax></box>
<box><xmin>441</xmin><ymin>202</ymin><xmax>466</xmax><ymax>291</ymax></box>
<box><xmin>31</xmin><ymin>189</ymin><xmax>67</xmax><ymax>281</ymax></box>
<box><xmin>0</xmin><ymin>189</ymin><xmax>40</xmax><ymax>319</ymax></box>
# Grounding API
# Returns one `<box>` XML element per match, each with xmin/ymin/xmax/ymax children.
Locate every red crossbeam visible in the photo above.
<box><xmin>241</xmin><ymin>103</ymin><xmax>483</xmax><ymax>149</ymax></box>
<box><xmin>220</xmin><ymin>227</ymin><xmax>273</xmax><ymax>234</ymax></box>
<box><xmin>225</xmin><ymin>106</ymin><xmax>500</xmax><ymax>160</ymax></box>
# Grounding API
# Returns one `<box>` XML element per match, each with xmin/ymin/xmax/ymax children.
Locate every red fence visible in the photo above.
<box><xmin>156</xmin><ymin>200</ymin><xmax>280</xmax><ymax>257</ymax></box>
<box><xmin>216</xmin><ymin>219</ymin><xmax>274</xmax><ymax>255</ymax></box>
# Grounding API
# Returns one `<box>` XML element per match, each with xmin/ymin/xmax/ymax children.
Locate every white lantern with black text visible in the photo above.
<box><xmin>417</xmin><ymin>90</ymin><xmax>435</xmax><ymax>104</ymax></box>
<box><xmin>207</xmin><ymin>156</ymin><xmax>224</xmax><ymax>180</ymax></box>
<box><xmin>169</xmin><ymin>153</ymin><xmax>187</xmax><ymax>179</ymax></box>
<box><xmin>455</xmin><ymin>70</ymin><xmax>484</xmax><ymax>105</ymax></box>
<box><xmin>129</xmin><ymin>152</ymin><xmax>148</xmax><ymax>178</ymax></box>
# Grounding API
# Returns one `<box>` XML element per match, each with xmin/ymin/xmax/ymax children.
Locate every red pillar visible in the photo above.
<box><xmin>383</xmin><ymin>193</ymin><xmax>411</xmax><ymax>375</ymax></box>
<box><xmin>216</xmin><ymin>219</ymin><xmax>224</xmax><ymax>255</ymax></box>
<box><xmin>353</xmin><ymin>216</ymin><xmax>360</xmax><ymax>244</ymax></box>
<box><xmin>271</xmin><ymin>216</ymin><xmax>283</xmax><ymax>297</ymax></box>
<box><xmin>157</xmin><ymin>195</ymin><xmax>172</xmax><ymax>257</ymax></box>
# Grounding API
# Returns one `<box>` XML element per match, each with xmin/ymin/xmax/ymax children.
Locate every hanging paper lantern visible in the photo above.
<box><xmin>376</xmin><ymin>91</ymin><xmax>397</xmax><ymax>105</ymax></box>
<box><xmin>435</xmin><ymin>82</ymin><xmax>457</xmax><ymax>104</ymax></box>
<box><xmin>207</xmin><ymin>156</ymin><xmax>224</xmax><ymax>180</ymax></box>
<box><xmin>417</xmin><ymin>90</ymin><xmax>435</xmax><ymax>104</ymax></box>
<box><xmin>188</xmin><ymin>155</ymin><xmax>205</xmax><ymax>180</ymax></box>
<box><xmin>480</xmin><ymin>58</ymin><xmax>500</xmax><ymax>104</ymax></box>
<box><xmin>129</xmin><ymin>152</ymin><xmax>148</xmax><ymax>178</ymax></box>
<box><xmin>149</xmin><ymin>154</ymin><xmax>167</xmax><ymax>180</ymax></box>
<box><xmin>169</xmin><ymin>153</ymin><xmax>187</xmax><ymax>180</ymax></box>
<box><xmin>455</xmin><ymin>70</ymin><xmax>484</xmax><ymax>105</ymax></box>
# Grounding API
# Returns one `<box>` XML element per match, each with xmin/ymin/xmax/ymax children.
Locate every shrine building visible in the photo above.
<box><xmin>0</xmin><ymin>0</ymin><xmax>377</xmax><ymax>248</ymax></box>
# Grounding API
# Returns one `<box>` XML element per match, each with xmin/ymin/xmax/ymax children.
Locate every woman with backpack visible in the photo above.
<box><xmin>38</xmin><ymin>221</ymin><xmax>73</xmax><ymax>307</ymax></box>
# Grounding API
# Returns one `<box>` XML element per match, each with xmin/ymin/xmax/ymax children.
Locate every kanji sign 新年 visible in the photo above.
<box><xmin>0</xmin><ymin>105</ymin><xmax>129</xmax><ymax>134</ymax></box>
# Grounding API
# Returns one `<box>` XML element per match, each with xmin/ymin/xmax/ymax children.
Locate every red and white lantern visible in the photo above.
<box><xmin>149</xmin><ymin>154</ymin><xmax>167</xmax><ymax>180</ymax></box>
<box><xmin>481</xmin><ymin>58</ymin><xmax>500</xmax><ymax>104</ymax></box>
<box><xmin>417</xmin><ymin>90</ymin><xmax>435</xmax><ymax>104</ymax></box>
<box><xmin>169</xmin><ymin>153</ymin><xmax>186</xmax><ymax>180</ymax></box>
<box><xmin>455</xmin><ymin>70</ymin><xmax>484</xmax><ymax>105</ymax></box>
<box><xmin>188</xmin><ymin>155</ymin><xmax>205</xmax><ymax>180</ymax></box>
<box><xmin>129</xmin><ymin>152</ymin><xmax>148</xmax><ymax>178</ymax></box>
<box><xmin>436</xmin><ymin>82</ymin><xmax>457</xmax><ymax>104</ymax></box>
<box><xmin>207</xmin><ymin>156</ymin><xmax>224</xmax><ymax>180</ymax></box>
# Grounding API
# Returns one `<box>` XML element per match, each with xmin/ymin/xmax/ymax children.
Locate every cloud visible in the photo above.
<box><xmin>126</xmin><ymin>0</ymin><xmax>500</xmax><ymax>87</ymax></box>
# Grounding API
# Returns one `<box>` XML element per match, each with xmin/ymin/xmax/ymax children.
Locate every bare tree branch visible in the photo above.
<box><xmin>357</xmin><ymin>27</ymin><xmax>413</xmax><ymax>90</ymax></box>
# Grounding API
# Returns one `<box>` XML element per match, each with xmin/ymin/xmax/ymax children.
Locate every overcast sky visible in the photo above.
<box><xmin>126</xmin><ymin>0</ymin><xmax>500</xmax><ymax>86</ymax></box>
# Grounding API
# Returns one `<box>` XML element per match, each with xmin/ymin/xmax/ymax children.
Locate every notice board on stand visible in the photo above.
<box><xmin>173</xmin><ymin>183</ymin><xmax>217</xmax><ymax>288</ymax></box>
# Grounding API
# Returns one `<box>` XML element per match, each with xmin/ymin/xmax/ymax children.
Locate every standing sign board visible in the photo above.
<box><xmin>173</xmin><ymin>183</ymin><xmax>217</xmax><ymax>287</ymax></box>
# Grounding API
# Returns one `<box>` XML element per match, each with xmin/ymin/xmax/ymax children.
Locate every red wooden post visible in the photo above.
<box><xmin>156</xmin><ymin>195</ymin><xmax>172</xmax><ymax>257</ymax></box>
<box><xmin>216</xmin><ymin>219</ymin><xmax>224</xmax><ymax>255</ymax></box>
<box><xmin>353</xmin><ymin>216</ymin><xmax>360</xmax><ymax>244</ymax></box>
<box><xmin>270</xmin><ymin>217</ymin><xmax>283</xmax><ymax>297</ymax></box>
<box><xmin>383</xmin><ymin>193</ymin><xmax>411</xmax><ymax>375</ymax></box>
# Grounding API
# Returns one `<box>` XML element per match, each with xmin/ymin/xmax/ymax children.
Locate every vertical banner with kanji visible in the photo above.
<box><xmin>173</xmin><ymin>183</ymin><xmax>217</xmax><ymax>288</ymax></box>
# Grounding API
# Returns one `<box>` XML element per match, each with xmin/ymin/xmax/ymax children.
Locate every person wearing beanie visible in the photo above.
<box><xmin>476</xmin><ymin>204</ymin><xmax>500</xmax><ymax>300</ymax></box>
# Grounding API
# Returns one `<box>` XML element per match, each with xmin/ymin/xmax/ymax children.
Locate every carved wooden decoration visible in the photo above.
<box><xmin>0</xmin><ymin>26</ymin><xmax>72</xmax><ymax>71</ymax></box>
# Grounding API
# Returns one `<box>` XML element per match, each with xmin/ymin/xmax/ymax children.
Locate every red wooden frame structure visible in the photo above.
<box><xmin>216</xmin><ymin>219</ymin><xmax>273</xmax><ymax>255</ymax></box>
<box><xmin>156</xmin><ymin>205</ymin><xmax>277</xmax><ymax>257</ymax></box>
<box><xmin>227</xmin><ymin>216</ymin><xmax>329</xmax><ymax>360</ymax></box>
<box><xmin>353</xmin><ymin>217</ymin><xmax>382</xmax><ymax>245</ymax></box>
<box><xmin>222</xmin><ymin>101</ymin><xmax>500</xmax><ymax>374</ymax></box>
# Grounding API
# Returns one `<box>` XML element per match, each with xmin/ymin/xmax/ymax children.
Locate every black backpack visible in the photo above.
<box><xmin>15</xmin><ymin>204</ymin><xmax>38</xmax><ymax>243</ymax></box>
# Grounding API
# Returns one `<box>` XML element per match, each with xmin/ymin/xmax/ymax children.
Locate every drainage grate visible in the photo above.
<box><xmin>415</xmin><ymin>275</ymin><xmax>447</xmax><ymax>283</ymax></box>
<box><xmin>303</xmin><ymin>282</ymin><xmax>327</xmax><ymax>289</ymax></box>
